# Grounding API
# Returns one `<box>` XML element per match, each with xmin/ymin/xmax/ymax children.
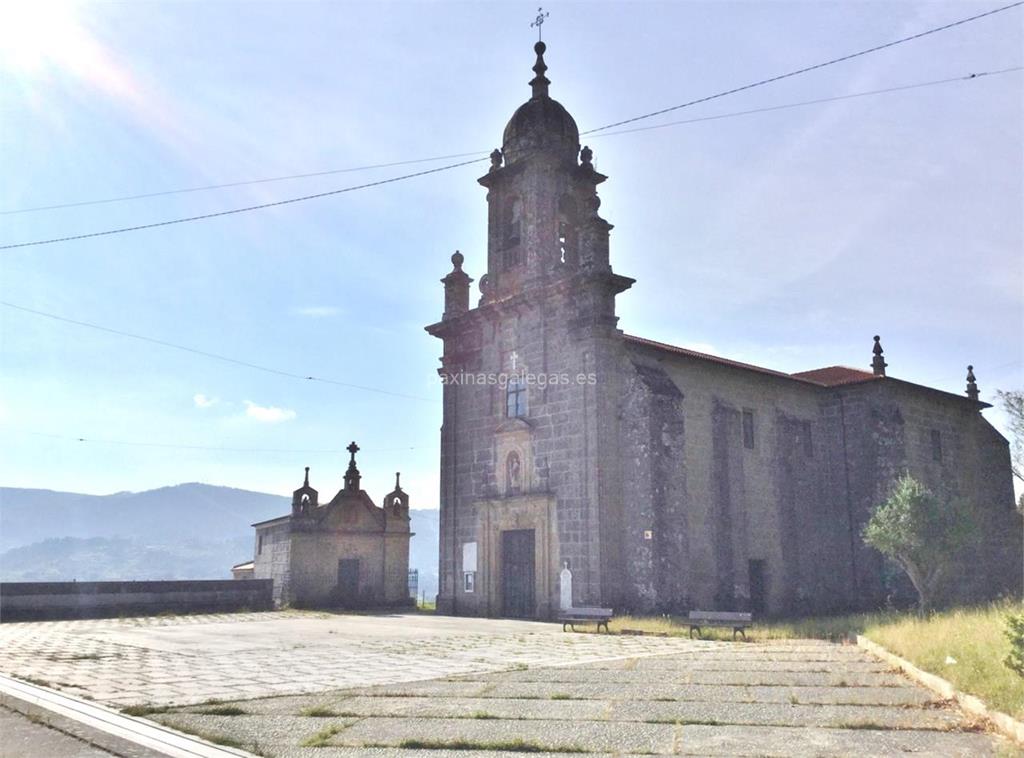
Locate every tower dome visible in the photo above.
<box><xmin>502</xmin><ymin>41</ymin><xmax>580</xmax><ymax>166</ymax></box>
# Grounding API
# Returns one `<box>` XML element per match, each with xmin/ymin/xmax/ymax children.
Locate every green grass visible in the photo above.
<box><xmin>614</xmin><ymin>600</ymin><xmax>1024</xmax><ymax>718</ymax></box>
<box><xmin>195</xmin><ymin>705</ymin><xmax>247</xmax><ymax>716</ymax></box>
<box><xmin>301</xmin><ymin>724</ymin><xmax>347</xmax><ymax>748</ymax></box>
<box><xmin>120</xmin><ymin>704</ymin><xmax>170</xmax><ymax>717</ymax></box>
<box><xmin>299</xmin><ymin>706</ymin><xmax>343</xmax><ymax>718</ymax></box>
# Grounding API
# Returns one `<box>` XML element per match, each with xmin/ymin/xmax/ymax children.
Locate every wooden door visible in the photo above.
<box><xmin>501</xmin><ymin>529</ymin><xmax>535</xmax><ymax>618</ymax></box>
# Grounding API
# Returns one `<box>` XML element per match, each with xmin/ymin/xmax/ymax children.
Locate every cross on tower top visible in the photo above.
<box><xmin>347</xmin><ymin>441</ymin><xmax>360</xmax><ymax>461</ymax></box>
<box><xmin>531</xmin><ymin>7</ymin><xmax>549</xmax><ymax>41</ymax></box>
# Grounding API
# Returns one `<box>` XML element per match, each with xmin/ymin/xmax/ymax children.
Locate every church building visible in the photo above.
<box><xmin>250</xmin><ymin>442</ymin><xmax>413</xmax><ymax>608</ymax></box>
<box><xmin>425</xmin><ymin>41</ymin><xmax>1021</xmax><ymax>619</ymax></box>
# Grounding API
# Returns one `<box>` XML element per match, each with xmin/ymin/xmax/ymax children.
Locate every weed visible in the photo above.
<box><xmin>301</xmin><ymin>724</ymin><xmax>346</xmax><ymax>748</ymax></box>
<box><xmin>121</xmin><ymin>704</ymin><xmax>170</xmax><ymax>717</ymax></box>
<box><xmin>299</xmin><ymin>706</ymin><xmax>341</xmax><ymax>718</ymax></box>
<box><xmin>196</xmin><ymin>705</ymin><xmax>247</xmax><ymax>716</ymax></box>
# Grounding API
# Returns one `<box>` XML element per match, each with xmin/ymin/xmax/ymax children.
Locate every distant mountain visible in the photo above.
<box><xmin>0</xmin><ymin>485</ymin><xmax>439</xmax><ymax>596</ymax></box>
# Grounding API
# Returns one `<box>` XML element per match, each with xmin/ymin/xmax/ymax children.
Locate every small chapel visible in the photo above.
<box><xmin>425</xmin><ymin>40</ymin><xmax>1021</xmax><ymax>619</ymax></box>
<box><xmin>249</xmin><ymin>442</ymin><xmax>413</xmax><ymax>608</ymax></box>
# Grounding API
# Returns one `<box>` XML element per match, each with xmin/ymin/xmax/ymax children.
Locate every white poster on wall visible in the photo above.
<box><xmin>462</xmin><ymin>542</ymin><xmax>477</xmax><ymax>573</ymax></box>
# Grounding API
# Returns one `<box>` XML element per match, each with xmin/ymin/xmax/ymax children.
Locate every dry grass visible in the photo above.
<box><xmin>863</xmin><ymin>601</ymin><xmax>1024</xmax><ymax>719</ymax></box>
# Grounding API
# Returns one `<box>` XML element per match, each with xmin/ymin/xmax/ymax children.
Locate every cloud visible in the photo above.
<box><xmin>244</xmin><ymin>401</ymin><xmax>296</xmax><ymax>423</ymax></box>
<box><xmin>293</xmin><ymin>306</ymin><xmax>340</xmax><ymax>318</ymax></box>
<box><xmin>193</xmin><ymin>393</ymin><xmax>217</xmax><ymax>408</ymax></box>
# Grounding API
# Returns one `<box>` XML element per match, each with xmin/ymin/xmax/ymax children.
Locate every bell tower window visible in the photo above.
<box><xmin>502</xmin><ymin>196</ymin><xmax>522</xmax><ymax>268</ymax></box>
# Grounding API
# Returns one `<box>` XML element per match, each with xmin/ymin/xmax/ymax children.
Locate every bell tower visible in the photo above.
<box><xmin>427</xmin><ymin>39</ymin><xmax>633</xmax><ymax>618</ymax></box>
<box><xmin>476</xmin><ymin>42</ymin><xmax>622</xmax><ymax>311</ymax></box>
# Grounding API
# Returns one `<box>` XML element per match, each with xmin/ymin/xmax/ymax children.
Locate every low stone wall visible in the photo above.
<box><xmin>0</xmin><ymin>579</ymin><xmax>273</xmax><ymax>622</ymax></box>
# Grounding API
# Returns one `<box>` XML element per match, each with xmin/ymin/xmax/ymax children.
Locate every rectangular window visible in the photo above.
<box><xmin>463</xmin><ymin>572</ymin><xmax>476</xmax><ymax>593</ymax></box>
<box><xmin>506</xmin><ymin>376</ymin><xmax>527</xmax><ymax>418</ymax></box>
<box><xmin>257</xmin><ymin>535</ymin><xmax>263</xmax><ymax>555</ymax></box>
<box><xmin>742</xmin><ymin>410</ymin><xmax>755</xmax><ymax>449</ymax></box>
<box><xmin>801</xmin><ymin>421</ymin><xmax>813</xmax><ymax>457</ymax></box>
<box><xmin>931</xmin><ymin>429</ymin><xmax>942</xmax><ymax>462</ymax></box>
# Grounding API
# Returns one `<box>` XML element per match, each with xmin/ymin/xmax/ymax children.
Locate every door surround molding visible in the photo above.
<box><xmin>476</xmin><ymin>493</ymin><xmax>557</xmax><ymax>619</ymax></box>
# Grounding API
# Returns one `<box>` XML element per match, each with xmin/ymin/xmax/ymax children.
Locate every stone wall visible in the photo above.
<box><xmin>253</xmin><ymin>520</ymin><xmax>291</xmax><ymax>606</ymax></box>
<box><xmin>0</xmin><ymin>580</ymin><xmax>273</xmax><ymax>622</ymax></box>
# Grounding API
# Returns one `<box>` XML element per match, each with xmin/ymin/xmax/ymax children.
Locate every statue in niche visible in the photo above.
<box><xmin>507</xmin><ymin>451</ymin><xmax>522</xmax><ymax>495</ymax></box>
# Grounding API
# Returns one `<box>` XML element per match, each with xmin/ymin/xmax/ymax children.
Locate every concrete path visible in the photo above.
<box><xmin>150</xmin><ymin>641</ymin><xmax>1007</xmax><ymax>756</ymax></box>
<box><xmin>0</xmin><ymin>706</ymin><xmax>116</xmax><ymax>758</ymax></box>
<box><xmin>0</xmin><ymin>612</ymin><xmax>1011</xmax><ymax>756</ymax></box>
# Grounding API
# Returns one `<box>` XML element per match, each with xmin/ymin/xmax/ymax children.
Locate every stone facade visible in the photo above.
<box><xmin>425</xmin><ymin>42</ymin><xmax>1021</xmax><ymax>619</ymax></box>
<box><xmin>251</xmin><ymin>443</ymin><xmax>413</xmax><ymax>609</ymax></box>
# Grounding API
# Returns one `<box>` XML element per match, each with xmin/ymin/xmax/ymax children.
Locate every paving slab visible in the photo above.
<box><xmin>675</xmin><ymin>723</ymin><xmax>997</xmax><ymax>756</ymax></box>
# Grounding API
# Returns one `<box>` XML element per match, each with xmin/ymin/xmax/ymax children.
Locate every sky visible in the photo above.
<box><xmin>1</xmin><ymin>0</ymin><xmax>1021</xmax><ymax>508</ymax></box>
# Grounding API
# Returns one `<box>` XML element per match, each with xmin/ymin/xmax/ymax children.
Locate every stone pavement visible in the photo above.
<box><xmin>0</xmin><ymin>611</ymin><xmax>713</xmax><ymax>706</ymax></box>
<box><xmin>0</xmin><ymin>612</ymin><xmax>1013</xmax><ymax>756</ymax></box>
<box><xmin>0</xmin><ymin>706</ymin><xmax>115</xmax><ymax>758</ymax></box>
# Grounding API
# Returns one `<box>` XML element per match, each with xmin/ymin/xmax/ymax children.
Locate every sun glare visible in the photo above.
<box><xmin>0</xmin><ymin>1</ymin><xmax>77</xmax><ymax>72</ymax></box>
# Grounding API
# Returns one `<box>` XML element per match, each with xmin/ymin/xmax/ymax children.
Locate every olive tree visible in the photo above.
<box><xmin>863</xmin><ymin>474</ymin><xmax>975</xmax><ymax>613</ymax></box>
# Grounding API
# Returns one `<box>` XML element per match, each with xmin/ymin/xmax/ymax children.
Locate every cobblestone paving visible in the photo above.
<box><xmin>0</xmin><ymin>611</ymin><xmax>713</xmax><ymax>706</ymax></box>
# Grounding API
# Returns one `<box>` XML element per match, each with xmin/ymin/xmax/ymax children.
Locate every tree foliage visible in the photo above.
<box><xmin>1004</xmin><ymin>611</ymin><xmax>1024</xmax><ymax>678</ymax></box>
<box><xmin>863</xmin><ymin>474</ymin><xmax>975</xmax><ymax>613</ymax></box>
<box><xmin>996</xmin><ymin>389</ymin><xmax>1024</xmax><ymax>486</ymax></box>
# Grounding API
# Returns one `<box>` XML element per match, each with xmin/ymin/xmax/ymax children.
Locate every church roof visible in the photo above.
<box><xmin>624</xmin><ymin>334</ymin><xmax>816</xmax><ymax>385</ymax></box>
<box><xmin>624</xmin><ymin>334</ymin><xmax>986</xmax><ymax>406</ymax></box>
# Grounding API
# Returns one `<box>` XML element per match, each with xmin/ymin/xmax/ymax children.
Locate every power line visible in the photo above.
<box><xmin>4</xmin><ymin>428</ymin><xmax>433</xmax><ymax>455</ymax></box>
<box><xmin>0</xmin><ymin>151</ymin><xmax>491</xmax><ymax>216</ymax></box>
<box><xmin>1</xmin><ymin>2</ymin><xmax>1019</xmax><ymax>229</ymax></box>
<box><xmin>591</xmin><ymin>67</ymin><xmax>1022</xmax><ymax>139</ymax></box>
<box><xmin>0</xmin><ymin>301</ymin><xmax>433</xmax><ymax>401</ymax></box>
<box><xmin>581</xmin><ymin>0</ymin><xmax>1024</xmax><ymax>135</ymax></box>
<box><xmin>2</xmin><ymin>67</ymin><xmax>1016</xmax><ymax>252</ymax></box>
<box><xmin>0</xmin><ymin>156</ymin><xmax>489</xmax><ymax>251</ymax></box>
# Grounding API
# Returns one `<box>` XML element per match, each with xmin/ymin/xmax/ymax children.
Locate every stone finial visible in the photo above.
<box><xmin>530</xmin><ymin>41</ymin><xmax>550</xmax><ymax>99</ymax></box>
<box><xmin>490</xmin><ymin>149</ymin><xmax>503</xmax><ymax>172</ymax></box>
<box><xmin>871</xmin><ymin>335</ymin><xmax>887</xmax><ymax>377</ymax></box>
<box><xmin>303</xmin><ymin>466</ymin><xmax>310</xmax><ymax>487</ymax></box>
<box><xmin>580</xmin><ymin>145</ymin><xmax>593</xmax><ymax>168</ymax></box>
<box><xmin>394</xmin><ymin>471</ymin><xmax>402</xmax><ymax>490</ymax></box>
<box><xmin>966</xmin><ymin>365</ymin><xmax>979</xmax><ymax>402</ymax></box>
<box><xmin>441</xmin><ymin>250</ymin><xmax>473</xmax><ymax>320</ymax></box>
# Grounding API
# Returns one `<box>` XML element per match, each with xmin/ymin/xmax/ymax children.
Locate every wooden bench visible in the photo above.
<box><xmin>688</xmin><ymin>610</ymin><xmax>753</xmax><ymax>640</ymax></box>
<box><xmin>558</xmin><ymin>607</ymin><xmax>613</xmax><ymax>633</ymax></box>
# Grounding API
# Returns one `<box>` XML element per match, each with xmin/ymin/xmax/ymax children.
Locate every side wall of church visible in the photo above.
<box><xmin>253</xmin><ymin>522</ymin><xmax>291</xmax><ymax>607</ymax></box>
<box><xmin>622</xmin><ymin>347</ymin><xmax>841</xmax><ymax>616</ymax></box>
<box><xmin>827</xmin><ymin>381</ymin><xmax>1021</xmax><ymax>606</ymax></box>
<box><xmin>617</xmin><ymin>346</ymin><xmax>1021</xmax><ymax>616</ymax></box>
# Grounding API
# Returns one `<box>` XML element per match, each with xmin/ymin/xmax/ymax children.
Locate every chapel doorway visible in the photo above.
<box><xmin>501</xmin><ymin>529</ymin><xmax>535</xmax><ymax>618</ymax></box>
<box><xmin>337</xmin><ymin>558</ymin><xmax>360</xmax><ymax>605</ymax></box>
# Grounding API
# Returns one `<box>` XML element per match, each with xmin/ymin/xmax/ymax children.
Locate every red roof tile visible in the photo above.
<box><xmin>790</xmin><ymin>366</ymin><xmax>879</xmax><ymax>387</ymax></box>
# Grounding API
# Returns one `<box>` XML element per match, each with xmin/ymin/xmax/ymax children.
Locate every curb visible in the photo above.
<box><xmin>0</xmin><ymin>673</ymin><xmax>257</xmax><ymax>758</ymax></box>
<box><xmin>857</xmin><ymin>635</ymin><xmax>1024</xmax><ymax>745</ymax></box>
